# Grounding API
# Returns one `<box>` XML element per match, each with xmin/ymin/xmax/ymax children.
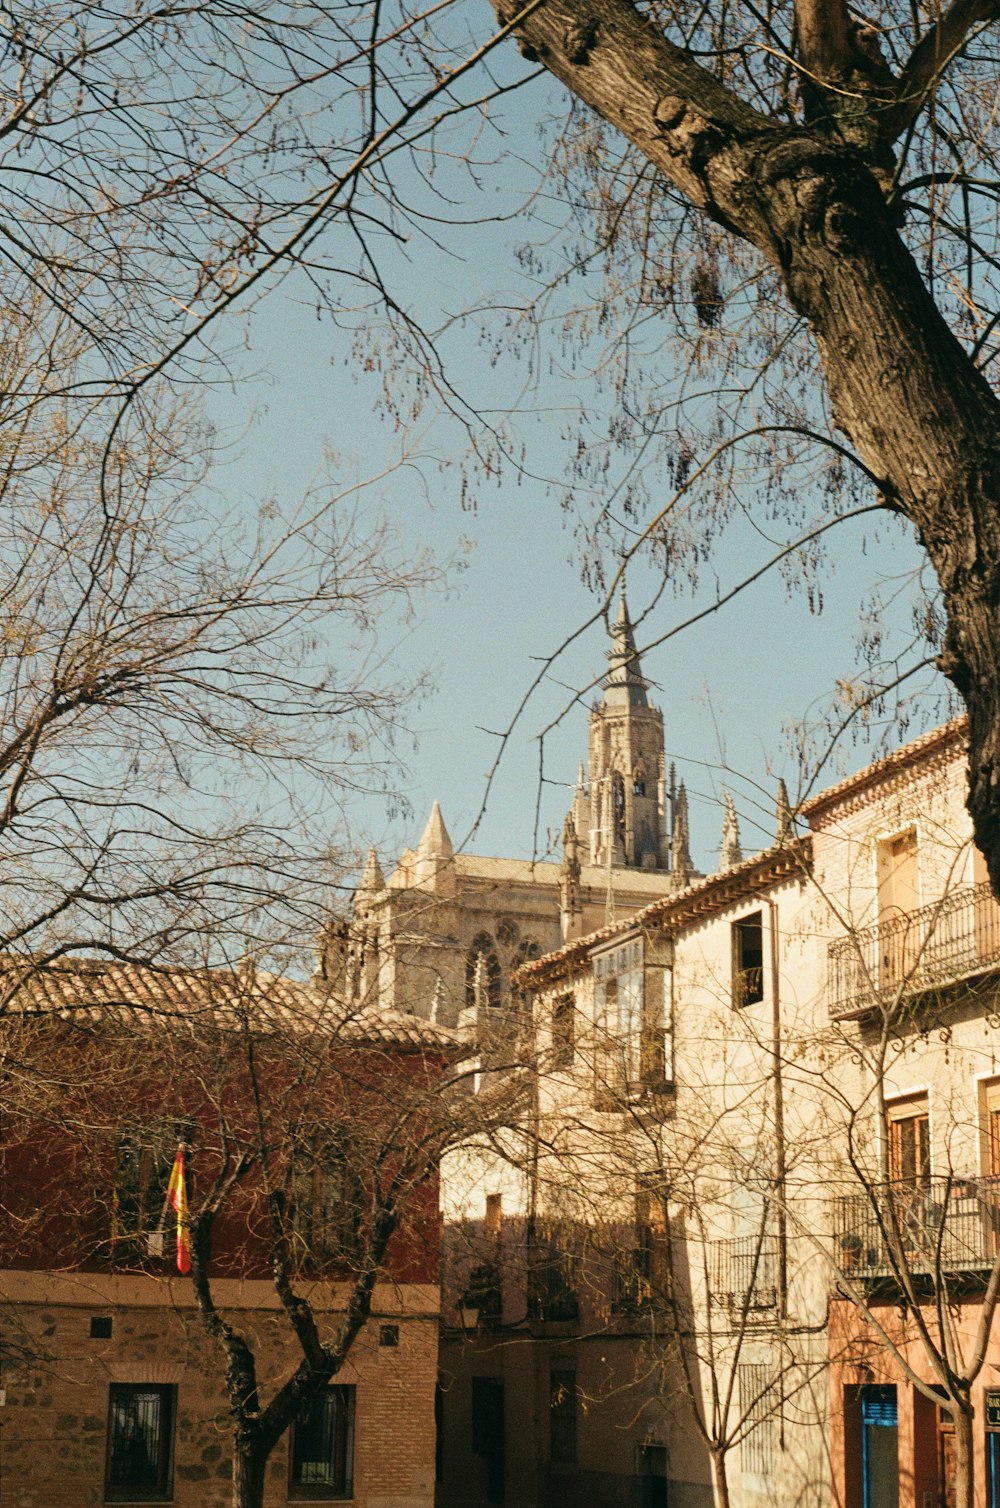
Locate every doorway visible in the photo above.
<box><xmin>861</xmin><ymin>1385</ymin><xmax>899</xmax><ymax>1508</ymax></box>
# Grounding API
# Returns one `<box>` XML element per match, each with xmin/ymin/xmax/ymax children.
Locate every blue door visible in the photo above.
<box><xmin>988</xmin><ymin>1431</ymin><xmax>1000</xmax><ymax>1508</ymax></box>
<box><xmin>861</xmin><ymin>1385</ymin><xmax>899</xmax><ymax>1508</ymax></box>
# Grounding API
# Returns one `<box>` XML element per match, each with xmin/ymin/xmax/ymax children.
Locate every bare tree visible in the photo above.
<box><xmin>0</xmin><ymin>956</ymin><xmax>495</xmax><ymax>1508</ymax></box>
<box><xmin>0</xmin><ymin>300</ymin><xmax>436</xmax><ymax>983</ymax></box>
<box><xmin>8</xmin><ymin>0</ymin><xmax>1000</xmax><ymax>892</ymax></box>
<box><xmin>463</xmin><ymin>0</ymin><xmax>1000</xmax><ymax>891</ymax></box>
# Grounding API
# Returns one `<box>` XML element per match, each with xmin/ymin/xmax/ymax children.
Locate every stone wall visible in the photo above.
<box><xmin>0</xmin><ymin>1273</ymin><xmax>439</xmax><ymax>1508</ymax></box>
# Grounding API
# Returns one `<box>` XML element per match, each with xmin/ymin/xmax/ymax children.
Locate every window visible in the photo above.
<box><xmin>877</xmin><ymin>829</ymin><xmax>919</xmax><ymax>988</ymax></box>
<box><xmin>290</xmin><ymin>1131</ymin><xmax>359</xmax><ymax>1263</ymax></box>
<box><xmin>549</xmin><ymin>1371</ymin><xmax>577</xmax><ymax>1464</ymax></box>
<box><xmin>612</xmin><ymin>771</ymin><xmax>626</xmax><ymax>846</ymax></box>
<box><xmin>105</xmin><ymin>1384</ymin><xmax>175</xmax><ymax>1502</ymax></box>
<box><xmin>511</xmin><ymin>938</ymin><xmax>541</xmax><ymax>1007</ymax></box>
<box><xmin>289</xmin><ymin>1386</ymin><xmax>354</xmax><ymax>1499</ymax></box>
<box><xmin>113</xmin><ymin>1120</ymin><xmax>178</xmax><ymax>1258</ymax></box>
<box><xmin>593</xmin><ymin>937</ymin><xmax>670</xmax><ymax>1101</ymax></box>
<box><xmin>887</xmin><ymin>1094</ymin><xmax>930</xmax><ymax>1186</ymax></box>
<box><xmin>981</xmin><ymin>1079</ymin><xmax>1000</xmax><ymax>1179</ymax></box>
<box><xmin>466</xmin><ymin>933</ymin><xmax>502</xmax><ymax>1010</ymax></box>
<box><xmin>552</xmin><ymin>994</ymin><xmax>575</xmax><ymax>1069</ymax></box>
<box><xmin>738</xmin><ymin>1363</ymin><xmax>775</xmax><ymax>1478</ymax></box>
<box><xmin>594</xmin><ymin>940</ymin><xmax>643</xmax><ymax>1100</ymax></box>
<box><xmin>613</xmin><ymin>1184</ymin><xmax>668</xmax><ymax>1311</ymax></box>
<box><xmin>733</xmin><ymin>913</ymin><xmax>764</xmax><ymax>1007</ymax></box>
<box><xmin>527</xmin><ymin>1224</ymin><xmax>579</xmax><ymax>1321</ymax></box>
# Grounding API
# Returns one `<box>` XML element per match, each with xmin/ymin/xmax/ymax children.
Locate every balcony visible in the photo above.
<box><xmin>610</xmin><ymin>1243</ymin><xmax>669</xmax><ymax>1313</ymax></box>
<box><xmin>709</xmin><ymin>1235</ymin><xmax>778</xmax><ymax>1310</ymax></box>
<box><xmin>527</xmin><ymin>1248</ymin><xmax>580</xmax><ymax>1323</ymax></box>
<box><xmin>834</xmin><ymin>1176</ymin><xmax>1000</xmax><ymax>1280</ymax></box>
<box><xmin>827</xmin><ymin>882</ymin><xmax>1000</xmax><ymax>1018</ymax></box>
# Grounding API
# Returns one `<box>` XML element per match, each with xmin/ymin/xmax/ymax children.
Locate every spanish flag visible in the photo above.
<box><xmin>166</xmin><ymin>1147</ymin><xmax>192</xmax><ymax>1275</ymax></box>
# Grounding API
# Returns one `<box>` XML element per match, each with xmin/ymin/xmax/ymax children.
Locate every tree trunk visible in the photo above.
<box><xmin>232</xmin><ymin>1434</ymin><xmax>267</xmax><ymax>1508</ymax></box>
<box><xmin>951</xmin><ymin>1402</ymin><xmax>975</xmax><ymax>1508</ymax></box>
<box><xmin>710</xmin><ymin>1447</ymin><xmax>731</xmax><ymax>1508</ymax></box>
<box><xmin>492</xmin><ymin>0</ymin><xmax>1000</xmax><ymax>889</ymax></box>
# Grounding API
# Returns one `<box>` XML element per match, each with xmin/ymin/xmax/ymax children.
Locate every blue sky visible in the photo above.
<box><xmin>202</xmin><ymin>69</ymin><xmax>954</xmax><ymax>880</ymax></box>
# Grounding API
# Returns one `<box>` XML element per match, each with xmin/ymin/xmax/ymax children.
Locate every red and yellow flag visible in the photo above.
<box><xmin>166</xmin><ymin>1147</ymin><xmax>191</xmax><ymax>1275</ymax></box>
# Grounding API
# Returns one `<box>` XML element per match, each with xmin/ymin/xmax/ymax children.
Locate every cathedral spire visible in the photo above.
<box><xmin>719</xmin><ymin>791</ymin><xmax>742</xmax><ymax>870</ymax></box>
<box><xmin>775</xmin><ymin>778</ymin><xmax>793</xmax><ymax>846</ymax></box>
<box><xmin>670</xmin><ymin>780</ymin><xmax>694</xmax><ymax>890</ymax></box>
<box><xmin>560</xmin><ymin>812</ymin><xmax>584</xmax><ymax>943</ymax></box>
<box><xmin>603</xmin><ymin>589</ymin><xmax>649</xmax><ymax>709</ymax></box>
<box><xmin>414</xmin><ymin>800</ymin><xmax>455</xmax><ymax>890</ymax></box>
<box><xmin>582</xmin><ymin>590</ymin><xmax>669</xmax><ymax>870</ymax></box>
<box><xmin>356</xmin><ymin>845</ymin><xmax>384</xmax><ymax>904</ymax></box>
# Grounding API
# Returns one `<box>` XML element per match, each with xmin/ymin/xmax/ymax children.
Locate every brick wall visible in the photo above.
<box><xmin>0</xmin><ymin>1273</ymin><xmax>439</xmax><ymax>1508</ymax></box>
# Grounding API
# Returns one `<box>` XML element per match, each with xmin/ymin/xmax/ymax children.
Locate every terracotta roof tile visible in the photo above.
<box><xmin>800</xmin><ymin>716</ymin><xmax>967</xmax><ymax>823</ymax></box>
<box><xmin>0</xmin><ymin>958</ymin><xmax>459</xmax><ymax>1051</ymax></box>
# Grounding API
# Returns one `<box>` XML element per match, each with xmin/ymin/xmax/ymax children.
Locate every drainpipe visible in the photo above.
<box><xmin>767</xmin><ymin>898</ymin><xmax>788</xmax><ymax>1323</ymax></box>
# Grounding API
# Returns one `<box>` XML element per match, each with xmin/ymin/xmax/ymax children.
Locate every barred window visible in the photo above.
<box><xmin>527</xmin><ymin>1225</ymin><xmax>579</xmax><ymax>1322</ymax></box>
<box><xmin>290</xmin><ymin>1131</ymin><xmax>359</xmax><ymax>1263</ymax></box>
<box><xmin>289</xmin><ymin>1386</ymin><xmax>355</xmax><ymax>1498</ymax></box>
<box><xmin>105</xmin><ymin>1384</ymin><xmax>175</xmax><ymax>1501</ymax></box>
<box><xmin>739</xmin><ymin>1363</ymin><xmax>776</xmax><ymax>1478</ymax></box>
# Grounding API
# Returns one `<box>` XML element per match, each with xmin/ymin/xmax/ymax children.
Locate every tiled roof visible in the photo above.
<box><xmin>800</xmin><ymin>716</ymin><xmax>967</xmax><ymax>823</ymax></box>
<box><xmin>514</xmin><ymin>839</ymin><xmax>812</xmax><ymax>986</ymax></box>
<box><xmin>0</xmin><ymin>957</ymin><xmax>458</xmax><ymax>1051</ymax></box>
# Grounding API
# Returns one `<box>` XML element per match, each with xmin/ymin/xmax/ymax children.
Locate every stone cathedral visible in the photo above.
<box><xmin>319</xmin><ymin>593</ymin><xmax>764</xmax><ymax>1027</ymax></box>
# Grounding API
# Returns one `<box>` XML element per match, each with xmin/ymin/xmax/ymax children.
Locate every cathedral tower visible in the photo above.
<box><xmin>582</xmin><ymin>593</ymin><xmax>670</xmax><ymax>871</ymax></box>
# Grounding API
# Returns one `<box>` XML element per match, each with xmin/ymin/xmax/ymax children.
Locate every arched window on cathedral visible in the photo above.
<box><xmin>466</xmin><ymin>933</ymin><xmax>502</xmax><ymax>1010</ymax></box>
<box><xmin>632</xmin><ymin>765</ymin><xmax>646</xmax><ymax>797</ymax></box>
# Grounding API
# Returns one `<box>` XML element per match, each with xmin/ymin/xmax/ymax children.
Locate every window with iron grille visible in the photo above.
<box><xmin>739</xmin><ymin>1363</ymin><xmax>776</xmax><ymax>1478</ymax></box>
<box><xmin>289</xmin><ymin>1130</ymin><xmax>359</xmax><ymax>1263</ymax></box>
<box><xmin>527</xmin><ymin>1226</ymin><xmax>579</xmax><ymax>1321</ymax></box>
<box><xmin>105</xmin><ymin>1384</ymin><xmax>175</xmax><ymax>1501</ymax></box>
<box><xmin>289</xmin><ymin>1386</ymin><xmax>355</xmax><ymax>1498</ymax></box>
<box><xmin>612</xmin><ymin>1185</ymin><xmax>668</xmax><ymax>1311</ymax></box>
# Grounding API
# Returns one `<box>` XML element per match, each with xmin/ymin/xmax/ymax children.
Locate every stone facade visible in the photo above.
<box><xmin>437</xmin><ymin>713</ymin><xmax>1000</xmax><ymax>1508</ymax></box>
<box><xmin>321</xmin><ymin>595</ymin><xmax>709</xmax><ymax>1031</ymax></box>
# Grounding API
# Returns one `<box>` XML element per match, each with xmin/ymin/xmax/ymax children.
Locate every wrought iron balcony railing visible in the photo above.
<box><xmin>709</xmin><ymin>1235</ymin><xmax>779</xmax><ymax>1310</ymax></box>
<box><xmin>827</xmin><ymin>882</ymin><xmax>1000</xmax><ymax>1017</ymax></box>
<box><xmin>527</xmin><ymin>1250</ymin><xmax>580</xmax><ymax>1322</ymax></box>
<box><xmin>834</xmin><ymin>1175</ymin><xmax>1000</xmax><ymax>1279</ymax></box>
